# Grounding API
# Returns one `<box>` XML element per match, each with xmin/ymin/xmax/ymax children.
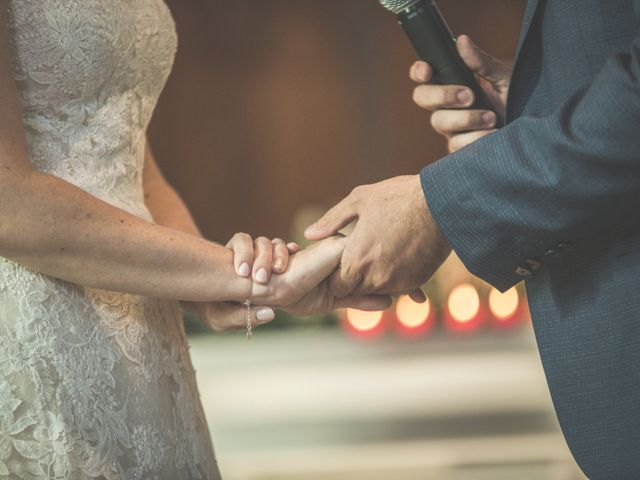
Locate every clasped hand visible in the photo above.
<box><xmin>183</xmin><ymin>234</ymin><xmax>390</xmax><ymax>333</ymax></box>
<box><xmin>186</xmin><ymin>35</ymin><xmax>508</xmax><ymax>334</ymax></box>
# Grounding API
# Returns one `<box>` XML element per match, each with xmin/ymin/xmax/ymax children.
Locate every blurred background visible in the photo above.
<box><xmin>148</xmin><ymin>1</ymin><xmax>586</xmax><ymax>479</ymax></box>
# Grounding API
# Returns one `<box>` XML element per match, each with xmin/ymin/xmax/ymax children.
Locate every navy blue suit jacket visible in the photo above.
<box><xmin>421</xmin><ymin>1</ymin><xmax>640</xmax><ymax>477</ymax></box>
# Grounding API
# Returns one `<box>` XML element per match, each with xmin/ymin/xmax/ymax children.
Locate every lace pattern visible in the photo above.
<box><xmin>1</xmin><ymin>1</ymin><xmax>219</xmax><ymax>478</ymax></box>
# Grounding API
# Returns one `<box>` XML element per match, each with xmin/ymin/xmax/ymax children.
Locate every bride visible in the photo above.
<box><xmin>0</xmin><ymin>1</ymin><xmax>389</xmax><ymax>478</ymax></box>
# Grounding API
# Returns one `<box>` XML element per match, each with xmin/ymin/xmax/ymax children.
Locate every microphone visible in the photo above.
<box><xmin>379</xmin><ymin>0</ymin><xmax>492</xmax><ymax>112</ymax></box>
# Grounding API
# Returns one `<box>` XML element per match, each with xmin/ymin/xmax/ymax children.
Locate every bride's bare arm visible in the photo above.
<box><xmin>0</xmin><ymin>9</ymin><xmax>251</xmax><ymax>303</ymax></box>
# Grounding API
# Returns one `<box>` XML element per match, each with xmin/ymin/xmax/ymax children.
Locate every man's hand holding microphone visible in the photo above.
<box><xmin>410</xmin><ymin>35</ymin><xmax>512</xmax><ymax>152</ymax></box>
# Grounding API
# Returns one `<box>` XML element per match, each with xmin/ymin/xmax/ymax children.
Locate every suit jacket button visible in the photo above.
<box><xmin>525</xmin><ymin>259</ymin><xmax>542</xmax><ymax>271</ymax></box>
<box><xmin>515</xmin><ymin>267</ymin><xmax>532</xmax><ymax>277</ymax></box>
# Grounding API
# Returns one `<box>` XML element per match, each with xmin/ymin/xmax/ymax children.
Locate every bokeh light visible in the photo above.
<box><xmin>445</xmin><ymin>283</ymin><xmax>484</xmax><ymax>333</ymax></box>
<box><xmin>396</xmin><ymin>296</ymin><xmax>431</xmax><ymax>328</ymax></box>
<box><xmin>489</xmin><ymin>287</ymin><xmax>520</xmax><ymax>322</ymax></box>
<box><xmin>344</xmin><ymin>309</ymin><xmax>385</xmax><ymax>337</ymax></box>
<box><xmin>395</xmin><ymin>296</ymin><xmax>434</xmax><ymax>336</ymax></box>
<box><xmin>448</xmin><ymin>284</ymin><xmax>481</xmax><ymax>323</ymax></box>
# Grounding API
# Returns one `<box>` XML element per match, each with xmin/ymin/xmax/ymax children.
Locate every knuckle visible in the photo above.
<box><xmin>371</xmin><ymin>274</ymin><xmax>389</xmax><ymax>291</ymax></box>
<box><xmin>341</xmin><ymin>262</ymin><xmax>357</xmax><ymax>281</ymax></box>
<box><xmin>373</xmin><ymin>244</ymin><xmax>385</xmax><ymax>264</ymax></box>
<box><xmin>236</xmin><ymin>232</ymin><xmax>252</xmax><ymax>244</ymax></box>
<box><xmin>455</xmin><ymin>113</ymin><xmax>471</xmax><ymax>131</ymax></box>
<box><xmin>350</xmin><ymin>185</ymin><xmax>366</xmax><ymax>200</ymax></box>
<box><xmin>254</xmin><ymin>254</ymin><xmax>270</xmax><ymax>266</ymax></box>
<box><xmin>470</xmin><ymin>111</ymin><xmax>487</xmax><ymax>128</ymax></box>
<box><xmin>461</xmin><ymin>111</ymin><xmax>475</xmax><ymax>127</ymax></box>
<box><xmin>438</xmin><ymin>88</ymin><xmax>452</xmax><ymax>106</ymax></box>
<box><xmin>345</xmin><ymin>259</ymin><xmax>366</xmax><ymax>285</ymax></box>
<box><xmin>350</xmin><ymin>185</ymin><xmax>362</xmax><ymax>196</ymax></box>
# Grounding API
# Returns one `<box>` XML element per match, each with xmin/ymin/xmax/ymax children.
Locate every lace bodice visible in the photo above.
<box><xmin>9</xmin><ymin>0</ymin><xmax>177</xmax><ymax>218</ymax></box>
<box><xmin>0</xmin><ymin>2</ymin><xmax>219</xmax><ymax>478</ymax></box>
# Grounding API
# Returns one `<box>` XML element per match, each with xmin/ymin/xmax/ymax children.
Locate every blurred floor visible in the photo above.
<box><xmin>189</xmin><ymin>326</ymin><xmax>587</xmax><ymax>480</ymax></box>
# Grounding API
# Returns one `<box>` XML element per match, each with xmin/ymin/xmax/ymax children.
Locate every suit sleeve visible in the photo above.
<box><xmin>420</xmin><ymin>32</ymin><xmax>640</xmax><ymax>291</ymax></box>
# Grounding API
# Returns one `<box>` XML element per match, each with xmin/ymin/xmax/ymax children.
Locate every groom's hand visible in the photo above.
<box><xmin>410</xmin><ymin>35</ymin><xmax>511</xmax><ymax>153</ymax></box>
<box><xmin>305</xmin><ymin>175</ymin><xmax>451</xmax><ymax>298</ymax></box>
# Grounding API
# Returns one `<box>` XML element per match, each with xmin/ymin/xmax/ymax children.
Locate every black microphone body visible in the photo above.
<box><xmin>392</xmin><ymin>0</ymin><xmax>492</xmax><ymax>112</ymax></box>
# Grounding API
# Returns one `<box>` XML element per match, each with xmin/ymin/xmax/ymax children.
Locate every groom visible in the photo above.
<box><xmin>306</xmin><ymin>1</ymin><xmax>640</xmax><ymax>478</ymax></box>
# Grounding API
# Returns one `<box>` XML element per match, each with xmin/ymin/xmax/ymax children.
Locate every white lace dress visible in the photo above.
<box><xmin>0</xmin><ymin>2</ymin><xmax>220</xmax><ymax>478</ymax></box>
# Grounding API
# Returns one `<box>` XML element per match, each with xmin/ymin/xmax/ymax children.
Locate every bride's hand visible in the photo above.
<box><xmin>251</xmin><ymin>236</ymin><xmax>346</xmax><ymax>306</ymax></box>
<box><xmin>226</xmin><ymin>232</ymin><xmax>300</xmax><ymax>284</ymax></box>
<box><xmin>250</xmin><ymin>236</ymin><xmax>392</xmax><ymax>315</ymax></box>
<box><xmin>180</xmin><ymin>233</ymin><xmax>299</xmax><ymax>333</ymax></box>
<box><xmin>181</xmin><ymin>300</ymin><xmax>276</xmax><ymax>333</ymax></box>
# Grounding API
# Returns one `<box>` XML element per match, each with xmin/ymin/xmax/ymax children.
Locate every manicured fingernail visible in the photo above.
<box><xmin>304</xmin><ymin>225</ymin><xmax>316</xmax><ymax>236</ymax></box>
<box><xmin>256</xmin><ymin>268</ymin><xmax>268</xmax><ymax>283</ymax></box>
<box><xmin>274</xmin><ymin>259</ymin><xmax>284</xmax><ymax>271</ymax></box>
<box><xmin>458</xmin><ymin>89</ymin><xmax>472</xmax><ymax>105</ymax></box>
<box><xmin>256</xmin><ymin>308</ymin><xmax>275</xmax><ymax>322</ymax></box>
<box><xmin>483</xmin><ymin>112</ymin><xmax>496</xmax><ymax>126</ymax></box>
<box><xmin>238</xmin><ymin>262</ymin><xmax>250</xmax><ymax>277</ymax></box>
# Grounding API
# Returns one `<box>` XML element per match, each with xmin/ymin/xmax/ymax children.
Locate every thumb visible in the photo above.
<box><xmin>305</xmin><ymin>196</ymin><xmax>358</xmax><ymax>241</ymax></box>
<box><xmin>456</xmin><ymin>35</ymin><xmax>508</xmax><ymax>84</ymax></box>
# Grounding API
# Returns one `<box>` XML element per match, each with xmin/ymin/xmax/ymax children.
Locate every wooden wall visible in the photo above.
<box><xmin>148</xmin><ymin>0</ymin><xmax>526</xmax><ymax>242</ymax></box>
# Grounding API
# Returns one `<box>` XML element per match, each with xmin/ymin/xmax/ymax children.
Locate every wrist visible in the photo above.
<box><xmin>228</xmin><ymin>276</ymin><xmax>254</xmax><ymax>303</ymax></box>
<box><xmin>416</xmin><ymin>172</ymin><xmax>452</xmax><ymax>254</ymax></box>
<box><xmin>411</xmin><ymin>174</ymin><xmax>432</xmax><ymax>226</ymax></box>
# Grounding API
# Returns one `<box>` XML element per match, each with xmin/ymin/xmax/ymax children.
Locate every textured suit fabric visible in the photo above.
<box><xmin>420</xmin><ymin>0</ymin><xmax>640</xmax><ymax>477</ymax></box>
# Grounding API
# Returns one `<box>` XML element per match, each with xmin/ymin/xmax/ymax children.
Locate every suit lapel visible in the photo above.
<box><xmin>515</xmin><ymin>0</ymin><xmax>541</xmax><ymax>59</ymax></box>
<box><xmin>505</xmin><ymin>0</ymin><xmax>542</xmax><ymax>122</ymax></box>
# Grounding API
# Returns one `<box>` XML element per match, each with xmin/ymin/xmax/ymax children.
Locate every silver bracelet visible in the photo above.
<box><xmin>242</xmin><ymin>300</ymin><xmax>253</xmax><ymax>340</ymax></box>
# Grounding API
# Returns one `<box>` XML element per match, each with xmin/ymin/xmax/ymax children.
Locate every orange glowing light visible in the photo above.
<box><xmin>448</xmin><ymin>284</ymin><xmax>480</xmax><ymax>323</ymax></box>
<box><xmin>396</xmin><ymin>296</ymin><xmax>431</xmax><ymax>329</ymax></box>
<box><xmin>489</xmin><ymin>287</ymin><xmax>520</xmax><ymax>321</ymax></box>
<box><xmin>345</xmin><ymin>309</ymin><xmax>384</xmax><ymax>333</ymax></box>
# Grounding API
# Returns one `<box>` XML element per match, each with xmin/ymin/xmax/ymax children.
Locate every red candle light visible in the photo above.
<box><xmin>445</xmin><ymin>283</ymin><xmax>486</xmax><ymax>333</ymax></box>
<box><xmin>394</xmin><ymin>295</ymin><xmax>435</xmax><ymax>337</ymax></box>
